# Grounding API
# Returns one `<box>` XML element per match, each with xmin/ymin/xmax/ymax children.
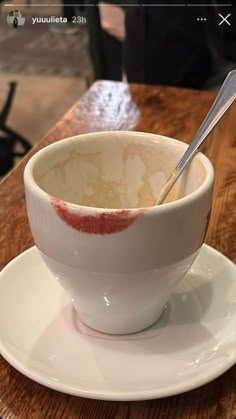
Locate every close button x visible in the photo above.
<box><xmin>219</xmin><ymin>13</ymin><xmax>231</xmax><ymax>26</ymax></box>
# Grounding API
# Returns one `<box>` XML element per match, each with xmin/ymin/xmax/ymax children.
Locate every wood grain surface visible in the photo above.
<box><xmin>0</xmin><ymin>81</ymin><xmax>235</xmax><ymax>419</ymax></box>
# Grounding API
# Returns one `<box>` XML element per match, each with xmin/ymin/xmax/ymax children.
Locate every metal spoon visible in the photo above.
<box><xmin>154</xmin><ymin>70</ymin><xmax>236</xmax><ymax>205</ymax></box>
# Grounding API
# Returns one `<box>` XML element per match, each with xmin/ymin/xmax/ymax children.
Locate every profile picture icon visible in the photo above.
<box><xmin>7</xmin><ymin>10</ymin><xmax>26</xmax><ymax>28</ymax></box>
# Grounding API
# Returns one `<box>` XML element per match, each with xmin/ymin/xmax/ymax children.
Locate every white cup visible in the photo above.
<box><xmin>24</xmin><ymin>131</ymin><xmax>214</xmax><ymax>334</ymax></box>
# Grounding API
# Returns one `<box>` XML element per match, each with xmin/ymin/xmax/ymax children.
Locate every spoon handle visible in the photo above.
<box><xmin>155</xmin><ymin>70</ymin><xmax>236</xmax><ymax>205</ymax></box>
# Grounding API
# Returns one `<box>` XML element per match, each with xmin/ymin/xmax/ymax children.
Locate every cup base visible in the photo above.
<box><xmin>72</xmin><ymin>304</ymin><xmax>167</xmax><ymax>335</ymax></box>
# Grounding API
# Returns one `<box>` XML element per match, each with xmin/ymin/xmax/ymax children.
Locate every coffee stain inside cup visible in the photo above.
<box><xmin>35</xmin><ymin>135</ymin><xmax>206</xmax><ymax>215</ymax></box>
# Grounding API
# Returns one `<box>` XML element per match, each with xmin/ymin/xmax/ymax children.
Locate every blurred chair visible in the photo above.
<box><xmin>0</xmin><ymin>82</ymin><xmax>31</xmax><ymax>175</ymax></box>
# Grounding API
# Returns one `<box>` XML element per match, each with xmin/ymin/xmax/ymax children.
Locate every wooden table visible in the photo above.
<box><xmin>0</xmin><ymin>81</ymin><xmax>235</xmax><ymax>418</ymax></box>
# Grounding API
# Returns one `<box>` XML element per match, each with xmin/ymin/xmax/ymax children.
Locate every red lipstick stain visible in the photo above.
<box><xmin>50</xmin><ymin>196</ymin><xmax>143</xmax><ymax>235</ymax></box>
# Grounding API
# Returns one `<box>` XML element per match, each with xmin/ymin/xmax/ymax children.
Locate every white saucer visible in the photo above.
<box><xmin>0</xmin><ymin>245</ymin><xmax>235</xmax><ymax>401</ymax></box>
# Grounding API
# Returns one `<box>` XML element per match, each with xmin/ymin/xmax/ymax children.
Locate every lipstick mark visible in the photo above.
<box><xmin>50</xmin><ymin>196</ymin><xmax>143</xmax><ymax>235</ymax></box>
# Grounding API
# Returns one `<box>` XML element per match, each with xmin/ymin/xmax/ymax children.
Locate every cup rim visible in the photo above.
<box><xmin>24</xmin><ymin>131</ymin><xmax>214</xmax><ymax>214</ymax></box>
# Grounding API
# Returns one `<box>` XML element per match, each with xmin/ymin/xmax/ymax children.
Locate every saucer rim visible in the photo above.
<box><xmin>0</xmin><ymin>244</ymin><xmax>235</xmax><ymax>401</ymax></box>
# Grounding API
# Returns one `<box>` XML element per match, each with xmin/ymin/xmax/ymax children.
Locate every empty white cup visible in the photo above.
<box><xmin>24</xmin><ymin>131</ymin><xmax>214</xmax><ymax>334</ymax></box>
